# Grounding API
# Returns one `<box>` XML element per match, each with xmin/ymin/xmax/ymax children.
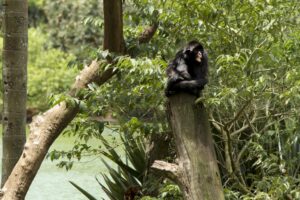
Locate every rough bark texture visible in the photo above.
<box><xmin>151</xmin><ymin>160</ymin><xmax>183</xmax><ymax>185</ymax></box>
<box><xmin>1</xmin><ymin>0</ymin><xmax>28</xmax><ymax>186</ymax></box>
<box><xmin>0</xmin><ymin>1</ymin><xmax>124</xmax><ymax>199</ymax></box>
<box><xmin>167</xmin><ymin>93</ymin><xmax>224</xmax><ymax>200</ymax></box>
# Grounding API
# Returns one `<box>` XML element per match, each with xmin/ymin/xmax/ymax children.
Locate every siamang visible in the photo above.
<box><xmin>165</xmin><ymin>40</ymin><xmax>208</xmax><ymax>97</ymax></box>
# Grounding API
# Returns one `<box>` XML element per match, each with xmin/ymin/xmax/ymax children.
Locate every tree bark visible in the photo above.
<box><xmin>1</xmin><ymin>0</ymin><xmax>28</xmax><ymax>186</ymax></box>
<box><xmin>138</xmin><ymin>23</ymin><xmax>159</xmax><ymax>44</ymax></box>
<box><xmin>0</xmin><ymin>1</ymin><xmax>124</xmax><ymax>199</ymax></box>
<box><xmin>167</xmin><ymin>93</ymin><xmax>224</xmax><ymax>200</ymax></box>
<box><xmin>103</xmin><ymin>0</ymin><xmax>124</xmax><ymax>53</ymax></box>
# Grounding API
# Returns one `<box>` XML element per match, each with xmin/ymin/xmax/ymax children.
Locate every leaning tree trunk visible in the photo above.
<box><xmin>1</xmin><ymin>0</ymin><xmax>27</xmax><ymax>186</ymax></box>
<box><xmin>165</xmin><ymin>93</ymin><xmax>224</xmax><ymax>200</ymax></box>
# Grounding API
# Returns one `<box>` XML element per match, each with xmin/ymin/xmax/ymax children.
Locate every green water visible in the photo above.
<box><xmin>1</xmin><ymin>129</ymin><xmax>123</xmax><ymax>200</ymax></box>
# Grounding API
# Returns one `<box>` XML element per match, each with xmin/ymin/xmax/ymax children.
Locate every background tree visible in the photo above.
<box><xmin>44</xmin><ymin>0</ymin><xmax>103</xmax><ymax>61</ymax></box>
<box><xmin>1</xmin><ymin>0</ymin><xmax>28</xmax><ymax>186</ymax></box>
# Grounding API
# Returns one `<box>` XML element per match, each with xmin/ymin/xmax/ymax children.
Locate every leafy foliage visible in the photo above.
<box><xmin>43</xmin><ymin>0</ymin><xmax>300</xmax><ymax>199</ymax></box>
<box><xmin>103</xmin><ymin>0</ymin><xmax>300</xmax><ymax>198</ymax></box>
<box><xmin>44</xmin><ymin>0</ymin><xmax>103</xmax><ymax>61</ymax></box>
<box><xmin>69</xmin><ymin>181</ymin><xmax>98</xmax><ymax>200</ymax></box>
<box><xmin>140</xmin><ymin>0</ymin><xmax>300</xmax><ymax>199</ymax></box>
<box><xmin>97</xmin><ymin>131</ymin><xmax>146</xmax><ymax>199</ymax></box>
<box><xmin>29</xmin><ymin>0</ymin><xmax>46</xmax><ymax>27</ymax></box>
<box><xmin>27</xmin><ymin>28</ymin><xmax>78</xmax><ymax>109</ymax></box>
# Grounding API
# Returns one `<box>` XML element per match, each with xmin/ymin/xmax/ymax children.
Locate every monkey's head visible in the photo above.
<box><xmin>183</xmin><ymin>40</ymin><xmax>206</xmax><ymax>64</ymax></box>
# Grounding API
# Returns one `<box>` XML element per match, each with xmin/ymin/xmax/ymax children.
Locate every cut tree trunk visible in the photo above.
<box><xmin>166</xmin><ymin>93</ymin><xmax>224</xmax><ymax>200</ymax></box>
<box><xmin>1</xmin><ymin>0</ymin><xmax>28</xmax><ymax>186</ymax></box>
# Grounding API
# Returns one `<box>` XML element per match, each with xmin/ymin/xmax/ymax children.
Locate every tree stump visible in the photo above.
<box><xmin>167</xmin><ymin>93</ymin><xmax>224</xmax><ymax>200</ymax></box>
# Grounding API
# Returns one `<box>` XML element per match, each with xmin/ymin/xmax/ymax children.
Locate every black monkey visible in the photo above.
<box><xmin>165</xmin><ymin>40</ymin><xmax>208</xmax><ymax>97</ymax></box>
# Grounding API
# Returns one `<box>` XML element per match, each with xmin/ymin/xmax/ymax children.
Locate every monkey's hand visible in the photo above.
<box><xmin>196</xmin><ymin>79</ymin><xmax>208</xmax><ymax>87</ymax></box>
<box><xmin>165</xmin><ymin>89</ymin><xmax>177</xmax><ymax>97</ymax></box>
<box><xmin>179</xmin><ymin>72</ymin><xmax>192</xmax><ymax>80</ymax></box>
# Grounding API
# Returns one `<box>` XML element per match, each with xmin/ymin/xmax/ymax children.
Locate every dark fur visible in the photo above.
<box><xmin>165</xmin><ymin>40</ymin><xmax>208</xmax><ymax>97</ymax></box>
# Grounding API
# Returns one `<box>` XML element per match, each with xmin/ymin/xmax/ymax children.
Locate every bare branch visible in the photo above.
<box><xmin>225</xmin><ymin>99</ymin><xmax>252</xmax><ymax>128</ymax></box>
<box><xmin>138</xmin><ymin>23</ymin><xmax>159</xmax><ymax>44</ymax></box>
<box><xmin>231</xmin><ymin>110</ymin><xmax>257</xmax><ymax>137</ymax></box>
<box><xmin>151</xmin><ymin>160</ymin><xmax>182</xmax><ymax>183</ymax></box>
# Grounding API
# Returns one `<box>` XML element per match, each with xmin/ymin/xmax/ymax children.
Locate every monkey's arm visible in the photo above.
<box><xmin>166</xmin><ymin>61</ymin><xmax>191</xmax><ymax>91</ymax></box>
<box><xmin>165</xmin><ymin>79</ymin><xmax>207</xmax><ymax>97</ymax></box>
<box><xmin>172</xmin><ymin>78</ymin><xmax>208</xmax><ymax>90</ymax></box>
<box><xmin>176</xmin><ymin>60</ymin><xmax>192</xmax><ymax>80</ymax></box>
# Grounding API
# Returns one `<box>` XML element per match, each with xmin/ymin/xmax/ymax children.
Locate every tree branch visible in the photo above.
<box><xmin>225</xmin><ymin>99</ymin><xmax>252</xmax><ymax>128</ymax></box>
<box><xmin>138</xmin><ymin>23</ymin><xmax>159</xmax><ymax>44</ymax></box>
<box><xmin>151</xmin><ymin>160</ymin><xmax>182</xmax><ymax>184</ymax></box>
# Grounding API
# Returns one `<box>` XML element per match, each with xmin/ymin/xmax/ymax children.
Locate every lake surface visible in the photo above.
<box><xmin>1</xmin><ymin>128</ymin><xmax>122</xmax><ymax>200</ymax></box>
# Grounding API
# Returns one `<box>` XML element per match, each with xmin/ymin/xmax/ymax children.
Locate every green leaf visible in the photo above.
<box><xmin>69</xmin><ymin>181</ymin><xmax>98</xmax><ymax>200</ymax></box>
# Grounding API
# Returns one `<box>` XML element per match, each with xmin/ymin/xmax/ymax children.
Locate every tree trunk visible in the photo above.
<box><xmin>0</xmin><ymin>1</ymin><xmax>124</xmax><ymax>199</ymax></box>
<box><xmin>103</xmin><ymin>0</ymin><xmax>124</xmax><ymax>53</ymax></box>
<box><xmin>167</xmin><ymin>93</ymin><xmax>224</xmax><ymax>200</ymax></box>
<box><xmin>1</xmin><ymin>0</ymin><xmax>27</xmax><ymax>186</ymax></box>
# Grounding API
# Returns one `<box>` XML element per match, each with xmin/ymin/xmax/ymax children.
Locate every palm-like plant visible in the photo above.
<box><xmin>70</xmin><ymin>131</ymin><xmax>158</xmax><ymax>200</ymax></box>
<box><xmin>97</xmin><ymin>131</ymin><xmax>147</xmax><ymax>199</ymax></box>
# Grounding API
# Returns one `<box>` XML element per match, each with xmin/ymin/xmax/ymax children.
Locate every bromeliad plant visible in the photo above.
<box><xmin>69</xmin><ymin>127</ymin><xmax>161</xmax><ymax>200</ymax></box>
<box><xmin>97</xmin><ymin>130</ymin><xmax>147</xmax><ymax>199</ymax></box>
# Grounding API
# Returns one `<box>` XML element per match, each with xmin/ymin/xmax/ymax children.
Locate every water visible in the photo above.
<box><xmin>2</xmin><ymin>129</ymin><xmax>122</xmax><ymax>200</ymax></box>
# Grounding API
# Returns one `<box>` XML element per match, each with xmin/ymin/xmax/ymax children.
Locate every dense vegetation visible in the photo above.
<box><xmin>2</xmin><ymin>0</ymin><xmax>300</xmax><ymax>199</ymax></box>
